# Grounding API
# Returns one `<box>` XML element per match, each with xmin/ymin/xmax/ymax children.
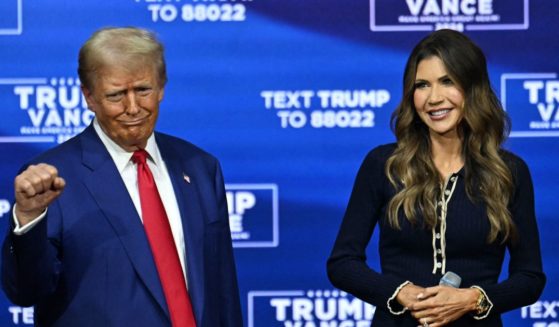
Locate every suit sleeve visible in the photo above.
<box><xmin>2</xmin><ymin>198</ymin><xmax>63</xmax><ymax>306</ymax></box>
<box><xmin>327</xmin><ymin>147</ymin><xmax>408</xmax><ymax>311</ymax></box>
<box><xmin>212</xmin><ymin>159</ymin><xmax>244</xmax><ymax>326</ymax></box>
<box><xmin>476</xmin><ymin>157</ymin><xmax>546</xmax><ymax>314</ymax></box>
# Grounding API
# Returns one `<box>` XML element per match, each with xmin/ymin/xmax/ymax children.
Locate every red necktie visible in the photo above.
<box><xmin>132</xmin><ymin>149</ymin><xmax>196</xmax><ymax>327</ymax></box>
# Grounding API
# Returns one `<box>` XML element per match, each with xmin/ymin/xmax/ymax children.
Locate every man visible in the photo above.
<box><xmin>2</xmin><ymin>27</ymin><xmax>243</xmax><ymax>327</ymax></box>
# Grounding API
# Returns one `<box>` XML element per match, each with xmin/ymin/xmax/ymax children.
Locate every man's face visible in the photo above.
<box><xmin>82</xmin><ymin>64</ymin><xmax>164</xmax><ymax>151</ymax></box>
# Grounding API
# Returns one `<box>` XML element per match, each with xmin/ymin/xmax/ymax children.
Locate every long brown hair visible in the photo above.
<box><xmin>385</xmin><ymin>29</ymin><xmax>516</xmax><ymax>243</ymax></box>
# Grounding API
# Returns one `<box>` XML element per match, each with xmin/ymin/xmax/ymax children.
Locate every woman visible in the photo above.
<box><xmin>327</xmin><ymin>29</ymin><xmax>545</xmax><ymax>327</ymax></box>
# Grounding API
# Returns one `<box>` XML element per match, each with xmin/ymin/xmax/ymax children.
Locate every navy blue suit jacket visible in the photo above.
<box><xmin>2</xmin><ymin>125</ymin><xmax>243</xmax><ymax>326</ymax></box>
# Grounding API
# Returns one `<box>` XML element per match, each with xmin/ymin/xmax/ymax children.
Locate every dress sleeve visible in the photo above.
<box><xmin>475</xmin><ymin>156</ymin><xmax>546</xmax><ymax>314</ymax></box>
<box><xmin>327</xmin><ymin>145</ymin><xmax>409</xmax><ymax>311</ymax></box>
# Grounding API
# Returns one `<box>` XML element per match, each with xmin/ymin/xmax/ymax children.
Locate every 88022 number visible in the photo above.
<box><xmin>182</xmin><ymin>4</ymin><xmax>246</xmax><ymax>22</ymax></box>
<box><xmin>310</xmin><ymin>110</ymin><xmax>374</xmax><ymax>128</ymax></box>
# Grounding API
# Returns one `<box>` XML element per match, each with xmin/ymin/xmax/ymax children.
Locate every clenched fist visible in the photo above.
<box><xmin>14</xmin><ymin>163</ymin><xmax>66</xmax><ymax>226</ymax></box>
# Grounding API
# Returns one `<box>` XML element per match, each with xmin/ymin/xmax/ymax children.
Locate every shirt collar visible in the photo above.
<box><xmin>92</xmin><ymin>118</ymin><xmax>161</xmax><ymax>173</ymax></box>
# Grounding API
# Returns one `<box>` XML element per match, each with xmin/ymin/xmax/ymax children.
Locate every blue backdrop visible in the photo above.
<box><xmin>0</xmin><ymin>0</ymin><xmax>558</xmax><ymax>326</ymax></box>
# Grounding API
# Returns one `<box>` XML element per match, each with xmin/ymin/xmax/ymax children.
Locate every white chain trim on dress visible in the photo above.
<box><xmin>432</xmin><ymin>174</ymin><xmax>458</xmax><ymax>274</ymax></box>
<box><xmin>387</xmin><ymin>280</ymin><xmax>412</xmax><ymax>315</ymax></box>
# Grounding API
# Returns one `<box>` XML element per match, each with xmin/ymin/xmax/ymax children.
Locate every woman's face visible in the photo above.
<box><xmin>413</xmin><ymin>56</ymin><xmax>465</xmax><ymax>139</ymax></box>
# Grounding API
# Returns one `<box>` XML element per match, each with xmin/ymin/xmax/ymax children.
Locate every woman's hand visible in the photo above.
<box><xmin>396</xmin><ymin>283</ymin><xmax>428</xmax><ymax>310</ymax></box>
<box><xmin>408</xmin><ymin>286</ymin><xmax>479</xmax><ymax>327</ymax></box>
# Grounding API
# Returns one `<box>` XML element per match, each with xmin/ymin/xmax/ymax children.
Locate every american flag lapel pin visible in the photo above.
<box><xmin>183</xmin><ymin>173</ymin><xmax>191</xmax><ymax>184</ymax></box>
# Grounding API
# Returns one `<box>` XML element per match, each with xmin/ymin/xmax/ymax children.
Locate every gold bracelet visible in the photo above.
<box><xmin>475</xmin><ymin>289</ymin><xmax>490</xmax><ymax>315</ymax></box>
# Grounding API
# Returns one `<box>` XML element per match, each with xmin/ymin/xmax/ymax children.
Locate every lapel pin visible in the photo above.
<box><xmin>183</xmin><ymin>173</ymin><xmax>191</xmax><ymax>184</ymax></box>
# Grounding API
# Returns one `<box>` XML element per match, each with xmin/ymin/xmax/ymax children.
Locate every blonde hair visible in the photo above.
<box><xmin>77</xmin><ymin>27</ymin><xmax>167</xmax><ymax>90</ymax></box>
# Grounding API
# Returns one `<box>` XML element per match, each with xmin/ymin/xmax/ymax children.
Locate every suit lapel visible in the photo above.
<box><xmin>79</xmin><ymin>126</ymin><xmax>170</xmax><ymax>319</ymax></box>
<box><xmin>157</xmin><ymin>135</ymin><xmax>206</xmax><ymax>324</ymax></box>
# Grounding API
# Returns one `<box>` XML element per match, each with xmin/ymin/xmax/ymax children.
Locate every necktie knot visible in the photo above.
<box><xmin>132</xmin><ymin>149</ymin><xmax>149</xmax><ymax>165</ymax></box>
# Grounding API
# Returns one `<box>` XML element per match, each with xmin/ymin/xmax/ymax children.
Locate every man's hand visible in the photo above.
<box><xmin>14</xmin><ymin>164</ymin><xmax>65</xmax><ymax>226</ymax></box>
<box><xmin>409</xmin><ymin>286</ymin><xmax>478</xmax><ymax>326</ymax></box>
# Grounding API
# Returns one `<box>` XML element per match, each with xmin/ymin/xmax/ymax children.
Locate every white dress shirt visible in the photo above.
<box><xmin>13</xmin><ymin>119</ymin><xmax>189</xmax><ymax>283</ymax></box>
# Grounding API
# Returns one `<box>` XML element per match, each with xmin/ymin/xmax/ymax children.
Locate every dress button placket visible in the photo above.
<box><xmin>432</xmin><ymin>174</ymin><xmax>458</xmax><ymax>274</ymax></box>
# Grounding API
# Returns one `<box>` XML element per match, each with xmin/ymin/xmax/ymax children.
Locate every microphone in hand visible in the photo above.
<box><xmin>439</xmin><ymin>271</ymin><xmax>461</xmax><ymax>288</ymax></box>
